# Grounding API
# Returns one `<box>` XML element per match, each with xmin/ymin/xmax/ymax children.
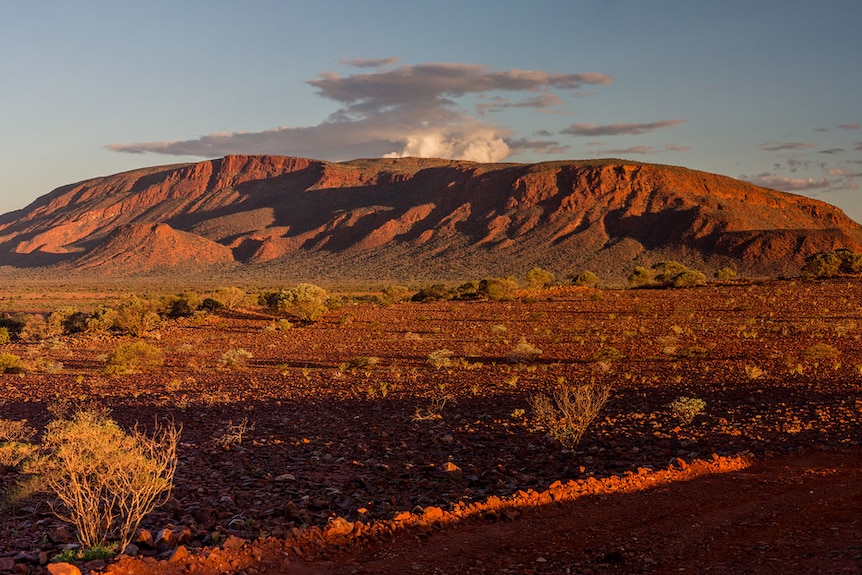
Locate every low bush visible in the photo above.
<box><xmin>264</xmin><ymin>284</ymin><xmax>329</xmax><ymax>321</ymax></box>
<box><xmin>715</xmin><ymin>267</ymin><xmax>737</xmax><ymax>280</ymax></box>
<box><xmin>477</xmin><ymin>277</ymin><xmax>519</xmax><ymax>300</ymax></box>
<box><xmin>0</xmin><ymin>352</ymin><xmax>24</xmax><ymax>374</ymax></box>
<box><xmin>507</xmin><ymin>338</ymin><xmax>542</xmax><ymax>364</ymax></box>
<box><xmin>213</xmin><ymin>287</ymin><xmax>247</xmax><ymax>310</ymax></box>
<box><xmin>802</xmin><ymin>249</ymin><xmax>862</xmax><ymax>278</ymax></box>
<box><xmin>103</xmin><ymin>341</ymin><xmax>164</xmax><ymax>375</ymax></box>
<box><xmin>629</xmin><ymin>262</ymin><xmax>706</xmax><ymax>288</ymax></box>
<box><xmin>668</xmin><ymin>396</ymin><xmax>706</xmax><ymax>424</ymax></box>
<box><xmin>427</xmin><ymin>349</ymin><xmax>455</xmax><ymax>369</ymax></box>
<box><xmin>411</xmin><ymin>284</ymin><xmax>455</xmax><ymax>302</ymax></box>
<box><xmin>113</xmin><ymin>298</ymin><xmax>161</xmax><ymax>337</ymax></box>
<box><xmin>526</xmin><ymin>266</ymin><xmax>555</xmax><ymax>288</ymax></box>
<box><xmin>627</xmin><ymin>266</ymin><xmax>655</xmax><ymax>287</ymax></box>
<box><xmin>573</xmin><ymin>270</ymin><xmax>600</xmax><ymax>287</ymax></box>
<box><xmin>218</xmin><ymin>348</ymin><xmax>252</xmax><ymax>370</ymax></box>
<box><xmin>378</xmin><ymin>285</ymin><xmax>411</xmax><ymax>305</ymax></box>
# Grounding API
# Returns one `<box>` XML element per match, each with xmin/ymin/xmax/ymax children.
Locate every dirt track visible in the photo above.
<box><xmin>298</xmin><ymin>449</ymin><xmax>861</xmax><ymax>575</ymax></box>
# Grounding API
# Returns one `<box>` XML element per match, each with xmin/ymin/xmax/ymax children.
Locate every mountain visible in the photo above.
<box><xmin>1</xmin><ymin>154</ymin><xmax>860</xmax><ymax>282</ymax></box>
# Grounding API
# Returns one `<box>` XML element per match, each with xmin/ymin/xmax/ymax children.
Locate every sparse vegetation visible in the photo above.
<box><xmin>802</xmin><ymin>249</ymin><xmax>862</xmax><ymax>278</ymax></box>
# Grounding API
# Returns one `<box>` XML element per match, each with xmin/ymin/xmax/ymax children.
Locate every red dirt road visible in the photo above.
<box><xmin>288</xmin><ymin>449</ymin><xmax>861</xmax><ymax>575</ymax></box>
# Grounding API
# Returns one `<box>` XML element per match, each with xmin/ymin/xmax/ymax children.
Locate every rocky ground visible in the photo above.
<box><xmin>0</xmin><ymin>278</ymin><xmax>860</xmax><ymax>574</ymax></box>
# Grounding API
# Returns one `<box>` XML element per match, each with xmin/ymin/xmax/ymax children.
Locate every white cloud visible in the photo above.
<box><xmin>108</xmin><ymin>62</ymin><xmax>612</xmax><ymax>163</ymax></box>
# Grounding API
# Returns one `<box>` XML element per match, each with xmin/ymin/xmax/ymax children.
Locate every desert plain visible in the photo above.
<box><xmin>0</xmin><ymin>276</ymin><xmax>859</xmax><ymax>575</ymax></box>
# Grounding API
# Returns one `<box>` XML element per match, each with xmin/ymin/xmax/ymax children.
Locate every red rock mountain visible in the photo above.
<box><xmin>1</xmin><ymin>154</ymin><xmax>860</xmax><ymax>281</ymax></box>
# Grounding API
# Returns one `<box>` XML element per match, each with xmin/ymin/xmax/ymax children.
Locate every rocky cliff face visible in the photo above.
<box><xmin>1</xmin><ymin>155</ymin><xmax>859</xmax><ymax>280</ymax></box>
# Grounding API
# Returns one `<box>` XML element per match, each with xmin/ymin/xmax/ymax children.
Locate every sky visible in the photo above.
<box><xmin>2</xmin><ymin>0</ymin><xmax>861</xmax><ymax>223</ymax></box>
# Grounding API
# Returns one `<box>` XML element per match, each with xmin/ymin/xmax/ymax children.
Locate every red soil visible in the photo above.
<box><xmin>0</xmin><ymin>279</ymin><xmax>860</xmax><ymax>574</ymax></box>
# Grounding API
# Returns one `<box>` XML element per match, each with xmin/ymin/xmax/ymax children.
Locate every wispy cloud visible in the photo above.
<box><xmin>476</xmin><ymin>93</ymin><xmax>564</xmax><ymax>114</ymax></box>
<box><xmin>108</xmin><ymin>62</ymin><xmax>613</xmax><ymax>163</ymax></box>
<box><xmin>760</xmin><ymin>141</ymin><xmax>814</xmax><ymax>152</ymax></box>
<box><xmin>506</xmin><ymin>137</ymin><xmax>569</xmax><ymax>155</ymax></box>
<box><xmin>339</xmin><ymin>57</ymin><xmax>400</xmax><ymax>69</ymax></box>
<box><xmin>742</xmin><ymin>173</ymin><xmax>831</xmax><ymax>191</ymax></box>
<box><xmin>561</xmin><ymin>119</ymin><xmax>684</xmax><ymax>137</ymax></box>
<box><xmin>855</xmin><ymin>142</ymin><xmax>862</xmax><ymax>151</ymax></box>
<box><xmin>837</xmin><ymin>123</ymin><xmax>860</xmax><ymax>130</ymax></box>
<box><xmin>588</xmin><ymin>144</ymin><xmax>689</xmax><ymax>155</ymax></box>
<box><xmin>819</xmin><ymin>148</ymin><xmax>845</xmax><ymax>154</ymax></box>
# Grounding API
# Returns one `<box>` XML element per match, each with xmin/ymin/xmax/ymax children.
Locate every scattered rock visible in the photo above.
<box><xmin>47</xmin><ymin>563</ymin><xmax>81</xmax><ymax>575</ymax></box>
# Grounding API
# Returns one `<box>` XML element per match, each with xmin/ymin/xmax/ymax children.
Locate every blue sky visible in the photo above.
<box><xmin>2</xmin><ymin>0</ymin><xmax>861</xmax><ymax>222</ymax></box>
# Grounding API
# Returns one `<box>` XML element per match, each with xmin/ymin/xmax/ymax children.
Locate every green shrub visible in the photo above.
<box><xmin>113</xmin><ymin>298</ymin><xmax>161</xmax><ymax>337</ymax></box>
<box><xmin>573</xmin><ymin>270</ymin><xmax>600</xmax><ymax>287</ymax></box>
<box><xmin>46</xmin><ymin>307</ymin><xmax>79</xmax><ymax>337</ymax></box>
<box><xmin>715</xmin><ymin>267</ymin><xmax>737</xmax><ymax>280</ymax></box>
<box><xmin>0</xmin><ymin>353</ymin><xmax>24</xmax><ymax>374</ymax></box>
<box><xmin>632</xmin><ymin>261</ymin><xmax>707</xmax><ymax>288</ymax></box>
<box><xmin>671</xmin><ymin>269</ymin><xmax>707</xmax><ymax>288</ymax></box>
<box><xmin>213</xmin><ymin>287</ymin><xmax>247</xmax><ymax>310</ymax></box>
<box><xmin>378</xmin><ymin>285</ymin><xmax>411</xmax><ymax>305</ymax></box>
<box><xmin>411</xmin><ymin>284</ymin><xmax>455</xmax><ymax>302</ymax></box>
<box><xmin>652</xmin><ymin>261</ymin><xmax>689</xmax><ymax>284</ymax></box>
<box><xmin>526</xmin><ymin>266</ymin><xmax>555</xmax><ymax>288</ymax></box>
<box><xmin>218</xmin><ymin>348</ymin><xmax>252</xmax><ymax>370</ymax></box>
<box><xmin>627</xmin><ymin>266</ymin><xmax>655</xmax><ymax>288</ymax></box>
<box><xmin>0</xmin><ymin>314</ymin><xmax>25</xmax><ymax>340</ymax></box>
<box><xmin>85</xmin><ymin>305</ymin><xmax>118</xmax><ymax>333</ymax></box>
<box><xmin>103</xmin><ymin>341</ymin><xmax>164</xmax><ymax>375</ymax></box>
<box><xmin>162</xmin><ymin>292</ymin><xmax>202</xmax><ymax>319</ymax></box>
<box><xmin>477</xmin><ymin>277</ymin><xmax>519</xmax><ymax>300</ymax></box>
<box><xmin>668</xmin><ymin>396</ymin><xmax>706</xmax><ymax>424</ymax></box>
<box><xmin>265</xmin><ymin>284</ymin><xmax>329</xmax><ymax>321</ymax></box>
<box><xmin>802</xmin><ymin>249</ymin><xmax>862</xmax><ymax>278</ymax></box>
<box><xmin>454</xmin><ymin>280</ymin><xmax>480</xmax><ymax>299</ymax></box>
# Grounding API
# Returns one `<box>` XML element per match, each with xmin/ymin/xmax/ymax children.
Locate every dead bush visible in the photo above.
<box><xmin>34</xmin><ymin>409</ymin><xmax>179</xmax><ymax>553</ymax></box>
<box><xmin>531</xmin><ymin>382</ymin><xmax>611</xmax><ymax>448</ymax></box>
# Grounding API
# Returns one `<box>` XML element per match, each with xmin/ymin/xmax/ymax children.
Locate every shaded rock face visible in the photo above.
<box><xmin>0</xmin><ymin>155</ymin><xmax>859</xmax><ymax>279</ymax></box>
